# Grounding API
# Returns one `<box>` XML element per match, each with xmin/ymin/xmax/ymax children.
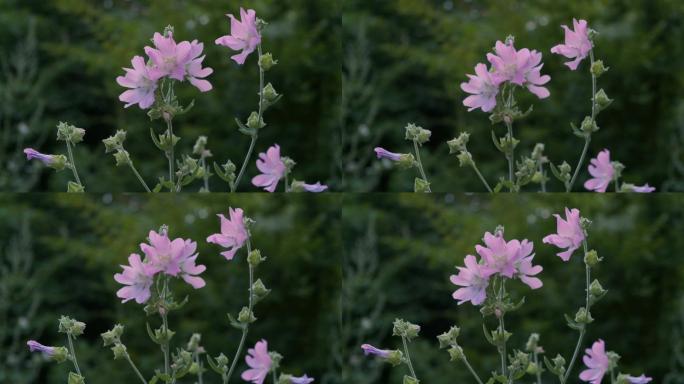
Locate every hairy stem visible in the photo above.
<box><xmin>471</xmin><ymin>160</ymin><xmax>493</xmax><ymax>193</ymax></box>
<box><xmin>505</xmin><ymin>121</ymin><xmax>514</xmax><ymax>191</ymax></box>
<box><xmin>567</xmin><ymin>49</ymin><xmax>597</xmax><ymax>192</ymax></box>
<box><xmin>498</xmin><ymin>278</ymin><xmax>508</xmax><ymax>377</ymax></box>
<box><xmin>534</xmin><ymin>351</ymin><xmax>542</xmax><ymax>384</ymax></box>
<box><xmin>65</xmin><ymin>140</ymin><xmax>82</xmax><ymax>186</ymax></box>
<box><xmin>165</xmin><ymin>118</ymin><xmax>175</xmax><ymax>188</ymax></box>
<box><xmin>562</xmin><ymin>240</ymin><xmax>591</xmax><ymax>384</ymax></box>
<box><xmin>462</xmin><ymin>353</ymin><xmax>485</xmax><ymax>384</ymax></box>
<box><xmin>401</xmin><ymin>336</ymin><xmax>418</xmax><ymax>380</ymax></box>
<box><xmin>125</xmin><ymin>352</ymin><xmax>148</xmax><ymax>384</ymax></box>
<box><xmin>66</xmin><ymin>333</ymin><xmax>82</xmax><ymax>376</ymax></box>
<box><xmin>412</xmin><ymin>140</ymin><xmax>431</xmax><ymax>192</ymax></box>
<box><xmin>127</xmin><ymin>158</ymin><xmax>151</xmax><ymax>192</ymax></box>
<box><xmin>161</xmin><ymin>276</ymin><xmax>170</xmax><ymax>377</ymax></box>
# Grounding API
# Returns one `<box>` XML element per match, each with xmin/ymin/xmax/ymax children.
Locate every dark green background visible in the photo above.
<box><xmin>0</xmin><ymin>194</ymin><xmax>342</xmax><ymax>383</ymax></box>
<box><xmin>341</xmin><ymin>0</ymin><xmax>684</xmax><ymax>192</ymax></box>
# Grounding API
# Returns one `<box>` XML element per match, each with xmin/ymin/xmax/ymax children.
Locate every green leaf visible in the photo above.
<box><xmin>146</xmin><ymin>322</ymin><xmax>161</xmax><ymax>344</ymax></box>
<box><xmin>150</xmin><ymin>127</ymin><xmax>164</xmax><ymax>150</ymax></box>
<box><xmin>491</xmin><ymin>130</ymin><xmax>503</xmax><ymax>152</ymax></box>
<box><xmin>235</xmin><ymin>118</ymin><xmax>256</xmax><ymax>136</ymax></box>
<box><xmin>482</xmin><ymin>324</ymin><xmax>495</xmax><ymax>345</ymax></box>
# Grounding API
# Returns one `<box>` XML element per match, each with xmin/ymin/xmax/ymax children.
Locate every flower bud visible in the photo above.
<box><xmin>246</xmin><ymin>111</ymin><xmax>265</xmax><ymax>130</ymax></box>
<box><xmin>607</xmin><ymin>351</ymin><xmax>621</xmax><ymax>369</ymax></box>
<box><xmin>52</xmin><ymin>346</ymin><xmax>69</xmax><ymax>363</ymax></box>
<box><xmin>447</xmin><ymin>345</ymin><xmax>465</xmax><ymax>362</ymax></box>
<box><xmin>49</xmin><ymin>155</ymin><xmax>68</xmax><ymax>171</ymax></box>
<box><xmin>101</xmin><ymin>324</ymin><xmax>124</xmax><ymax>346</ymax></box>
<box><xmin>594</xmin><ymin>89</ymin><xmax>612</xmax><ymax>110</ymax></box>
<box><xmin>392</xmin><ymin>318</ymin><xmax>421</xmax><ymax>340</ymax></box>
<box><xmin>611</xmin><ymin>161</ymin><xmax>625</xmax><ymax>179</ymax></box>
<box><xmin>193</xmin><ymin>136</ymin><xmax>208</xmax><ymax>155</ymax></box>
<box><xmin>67</xmin><ymin>181</ymin><xmax>85</xmax><ymax>193</ymax></box>
<box><xmin>457</xmin><ymin>151</ymin><xmax>473</xmax><ymax>167</ymax></box>
<box><xmin>589</xmin><ymin>279</ymin><xmax>606</xmax><ymax>297</ymax></box>
<box><xmin>580</xmin><ymin>116</ymin><xmax>599</xmax><ymax>133</ymax></box>
<box><xmin>189</xmin><ymin>362</ymin><xmax>201</xmax><ymax>375</ymax></box>
<box><xmin>68</xmin><ymin>372</ymin><xmax>85</xmax><ymax>384</ymax></box>
<box><xmin>386</xmin><ymin>350</ymin><xmax>404</xmax><ymax>366</ymax></box>
<box><xmin>262</xmin><ymin>83</ymin><xmax>279</xmax><ymax>102</ymax></box>
<box><xmin>404</xmin><ymin>123</ymin><xmax>431</xmax><ymax>145</ymax></box>
<box><xmin>114</xmin><ymin>150</ymin><xmax>131</xmax><ymax>167</ymax></box>
<box><xmin>247</xmin><ymin>249</ymin><xmax>265</xmax><ymax>267</ymax></box>
<box><xmin>552</xmin><ymin>354</ymin><xmax>566</xmax><ymax>369</ymax></box>
<box><xmin>574</xmin><ymin>307</ymin><xmax>594</xmax><ymax>324</ymax></box>
<box><xmin>397</xmin><ymin>153</ymin><xmax>416</xmax><ymax>169</ymax></box>
<box><xmin>57</xmin><ymin>122</ymin><xmax>86</xmax><ymax>143</ymax></box>
<box><xmin>590</xmin><ymin>60</ymin><xmax>608</xmax><ymax>77</ymax></box>
<box><xmin>584</xmin><ymin>250</ymin><xmax>601</xmax><ymax>267</ymax></box>
<box><xmin>531</xmin><ymin>143</ymin><xmax>546</xmax><ymax>161</ymax></box>
<box><xmin>527</xmin><ymin>362</ymin><xmax>541</xmax><ymax>375</ymax></box>
<box><xmin>559</xmin><ymin>161</ymin><xmax>572</xmax><ymax>175</ymax></box>
<box><xmin>102</xmin><ymin>135</ymin><xmax>122</xmax><ymax>153</ymax></box>
<box><xmin>414</xmin><ymin>178</ymin><xmax>430</xmax><ymax>193</ymax></box>
<box><xmin>237</xmin><ymin>307</ymin><xmax>257</xmax><ymax>324</ymax></box>
<box><xmin>58</xmin><ymin>316</ymin><xmax>85</xmax><ymax>337</ymax></box>
<box><xmin>251</xmin><ymin>279</ymin><xmax>271</xmax><ymax>300</ymax></box>
<box><xmin>282</xmin><ymin>156</ymin><xmax>296</xmax><ymax>173</ymax></box>
<box><xmin>111</xmin><ymin>342</ymin><xmax>127</xmax><ymax>360</ymax></box>
<box><xmin>187</xmin><ymin>333</ymin><xmax>201</xmax><ymax>352</ymax></box>
<box><xmin>259</xmin><ymin>53</ymin><xmax>277</xmax><ymax>71</ymax></box>
<box><xmin>216</xmin><ymin>353</ymin><xmax>229</xmax><ymax>367</ymax></box>
<box><xmin>525</xmin><ymin>333</ymin><xmax>540</xmax><ymax>353</ymax></box>
<box><xmin>403</xmin><ymin>375</ymin><xmax>420</xmax><ymax>384</ymax></box>
<box><xmin>269</xmin><ymin>351</ymin><xmax>283</xmax><ymax>370</ymax></box>
<box><xmin>437</xmin><ymin>326</ymin><xmax>460</xmax><ymax>348</ymax></box>
<box><xmin>447</xmin><ymin>132</ymin><xmax>470</xmax><ymax>154</ymax></box>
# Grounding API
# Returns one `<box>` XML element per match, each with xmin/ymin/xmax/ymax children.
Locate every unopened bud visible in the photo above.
<box><xmin>397</xmin><ymin>153</ymin><xmax>416</xmax><ymax>169</ymax></box>
<box><xmin>393</xmin><ymin>318</ymin><xmax>421</xmax><ymax>340</ymax></box>
<box><xmin>237</xmin><ymin>307</ymin><xmax>256</xmax><ymax>324</ymax></box>
<box><xmin>590</xmin><ymin>60</ymin><xmax>608</xmax><ymax>77</ymax></box>
<box><xmin>387</xmin><ymin>350</ymin><xmax>404</xmax><ymax>366</ymax></box>
<box><xmin>111</xmin><ymin>343</ymin><xmax>127</xmax><ymax>360</ymax></box>
<box><xmin>262</xmin><ymin>83</ymin><xmax>279</xmax><ymax>102</ymax></box>
<box><xmin>259</xmin><ymin>53</ymin><xmax>277</xmax><ymax>71</ymax></box>
<box><xmin>584</xmin><ymin>250</ymin><xmax>600</xmax><ymax>267</ymax></box>
<box><xmin>247</xmin><ymin>249</ymin><xmax>265</xmax><ymax>267</ymax></box>
<box><xmin>448</xmin><ymin>345</ymin><xmax>465</xmax><ymax>361</ymax></box>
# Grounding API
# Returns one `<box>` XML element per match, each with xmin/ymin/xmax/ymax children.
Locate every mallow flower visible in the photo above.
<box><xmin>141</xmin><ymin>230</ymin><xmax>187</xmax><ymax>276</ymax></box>
<box><xmin>512</xmin><ymin>240</ymin><xmax>543</xmax><ymax>289</ymax></box>
<box><xmin>300</xmin><ymin>182</ymin><xmax>328</xmax><ymax>193</ymax></box>
<box><xmin>551</xmin><ymin>19</ymin><xmax>592</xmax><ymax>70</ymax></box>
<box><xmin>622</xmin><ymin>375</ymin><xmax>653</xmax><ymax>384</ymax></box>
<box><xmin>450</xmin><ymin>254</ymin><xmax>490</xmax><ymax>306</ymax></box>
<box><xmin>521</xmin><ymin>50</ymin><xmax>551</xmax><ymax>99</ymax></box>
<box><xmin>241</xmin><ymin>339</ymin><xmax>272</xmax><ymax>384</ymax></box>
<box><xmin>487</xmin><ymin>40</ymin><xmax>529</xmax><ymax>86</ymax></box>
<box><xmin>114</xmin><ymin>253</ymin><xmax>154</xmax><ymax>304</ymax></box>
<box><xmin>543</xmin><ymin>208</ymin><xmax>585</xmax><ymax>261</ymax></box>
<box><xmin>289</xmin><ymin>375</ymin><xmax>315</xmax><ymax>384</ymax></box>
<box><xmin>374</xmin><ymin>147</ymin><xmax>402</xmax><ymax>161</ymax></box>
<box><xmin>206</xmin><ymin>207</ymin><xmax>249</xmax><ymax>261</ymax></box>
<box><xmin>27</xmin><ymin>340</ymin><xmax>56</xmax><ymax>357</ymax></box>
<box><xmin>252</xmin><ymin>144</ymin><xmax>286</xmax><ymax>192</ymax></box>
<box><xmin>461</xmin><ymin>63</ymin><xmax>499</xmax><ymax>112</ymax></box>
<box><xmin>183</xmin><ymin>40</ymin><xmax>214</xmax><ymax>92</ymax></box>
<box><xmin>215</xmin><ymin>7</ymin><xmax>261</xmax><ymax>65</ymax></box>
<box><xmin>23</xmin><ymin>148</ymin><xmax>66</xmax><ymax>170</ymax></box>
<box><xmin>145</xmin><ymin>32</ymin><xmax>192</xmax><ymax>81</ymax></box>
<box><xmin>584</xmin><ymin>149</ymin><xmax>614</xmax><ymax>193</ymax></box>
<box><xmin>476</xmin><ymin>231</ymin><xmax>520</xmax><ymax>278</ymax></box>
<box><xmin>579</xmin><ymin>339</ymin><xmax>610</xmax><ymax>384</ymax></box>
<box><xmin>627</xmin><ymin>184</ymin><xmax>656</xmax><ymax>193</ymax></box>
<box><xmin>116</xmin><ymin>55</ymin><xmax>158</xmax><ymax>109</ymax></box>
<box><xmin>360</xmin><ymin>344</ymin><xmax>391</xmax><ymax>358</ymax></box>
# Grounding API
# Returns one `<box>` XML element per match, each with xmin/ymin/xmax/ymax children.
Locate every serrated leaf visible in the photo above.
<box><xmin>491</xmin><ymin>130</ymin><xmax>503</xmax><ymax>152</ymax></box>
<box><xmin>564</xmin><ymin>314</ymin><xmax>583</xmax><ymax>331</ymax></box>
<box><xmin>146</xmin><ymin>322</ymin><xmax>161</xmax><ymax>344</ymax></box>
<box><xmin>150</xmin><ymin>127</ymin><xmax>164</xmax><ymax>150</ymax></box>
<box><xmin>482</xmin><ymin>324</ymin><xmax>495</xmax><ymax>345</ymax></box>
<box><xmin>235</xmin><ymin>118</ymin><xmax>257</xmax><ymax>136</ymax></box>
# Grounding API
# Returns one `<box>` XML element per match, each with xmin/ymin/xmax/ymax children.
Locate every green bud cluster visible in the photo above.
<box><xmin>392</xmin><ymin>318</ymin><xmax>420</xmax><ymax>340</ymax></box>
<box><xmin>58</xmin><ymin>316</ymin><xmax>86</xmax><ymax>337</ymax></box>
<box><xmin>404</xmin><ymin>123</ymin><xmax>431</xmax><ymax>145</ymax></box>
<box><xmin>57</xmin><ymin>122</ymin><xmax>86</xmax><ymax>144</ymax></box>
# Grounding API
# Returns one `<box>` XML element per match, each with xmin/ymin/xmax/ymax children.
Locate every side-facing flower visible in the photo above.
<box><xmin>450</xmin><ymin>255</ymin><xmax>490</xmax><ymax>305</ymax></box>
<box><xmin>252</xmin><ymin>144</ymin><xmax>286</xmax><ymax>192</ymax></box>
<box><xmin>145</xmin><ymin>32</ymin><xmax>192</xmax><ymax>81</ymax></box>
<box><xmin>579</xmin><ymin>339</ymin><xmax>609</xmax><ymax>384</ymax></box>
<box><xmin>622</xmin><ymin>375</ymin><xmax>652</xmax><ymax>384</ymax></box>
<box><xmin>476</xmin><ymin>231</ymin><xmax>520</xmax><ymax>278</ymax></box>
<box><xmin>177</xmin><ymin>239</ymin><xmax>206</xmax><ymax>289</ymax></box>
<box><xmin>628</xmin><ymin>184</ymin><xmax>656</xmax><ymax>193</ymax></box>
<box><xmin>215</xmin><ymin>7</ymin><xmax>261</xmax><ymax>65</ymax></box>
<box><xmin>551</xmin><ymin>18</ymin><xmax>592</xmax><ymax>70</ymax></box>
<box><xmin>374</xmin><ymin>147</ymin><xmax>402</xmax><ymax>161</ymax></box>
<box><xmin>584</xmin><ymin>149</ymin><xmax>614</xmax><ymax>192</ymax></box>
<box><xmin>23</xmin><ymin>148</ymin><xmax>66</xmax><ymax>170</ymax></box>
<box><xmin>360</xmin><ymin>344</ymin><xmax>390</xmax><ymax>358</ymax></box>
<box><xmin>289</xmin><ymin>375</ymin><xmax>315</xmax><ymax>384</ymax></box>
<box><xmin>27</xmin><ymin>341</ymin><xmax>68</xmax><ymax>362</ymax></box>
<box><xmin>241</xmin><ymin>339</ymin><xmax>272</xmax><ymax>384</ymax></box>
<box><xmin>114</xmin><ymin>253</ymin><xmax>154</xmax><ymax>304</ymax></box>
<box><xmin>184</xmin><ymin>40</ymin><xmax>213</xmax><ymax>92</ymax></box>
<box><xmin>116</xmin><ymin>55</ymin><xmax>158</xmax><ymax>109</ymax></box>
<box><xmin>521</xmin><ymin>50</ymin><xmax>551</xmax><ymax>99</ymax></box>
<box><xmin>461</xmin><ymin>63</ymin><xmax>499</xmax><ymax>112</ymax></box>
<box><xmin>206</xmin><ymin>207</ymin><xmax>249</xmax><ymax>260</ymax></box>
<box><xmin>300</xmin><ymin>182</ymin><xmax>328</xmax><ymax>193</ymax></box>
<box><xmin>513</xmin><ymin>240</ymin><xmax>543</xmax><ymax>289</ymax></box>
<box><xmin>543</xmin><ymin>207</ymin><xmax>585</xmax><ymax>261</ymax></box>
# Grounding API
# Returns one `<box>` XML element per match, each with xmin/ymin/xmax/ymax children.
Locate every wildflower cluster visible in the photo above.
<box><xmin>375</xmin><ymin>19</ymin><xmax>654</xmax><ymax>193</ymax></box>
<box><xmin>27</xmin><ymin>207</ymin><xmax>314</xmax><ymax>384</ymax></box>
<box><xmin>361</xmin><ymin>207</ymin><xmax>651</xmax><ymax>384</ymax></box>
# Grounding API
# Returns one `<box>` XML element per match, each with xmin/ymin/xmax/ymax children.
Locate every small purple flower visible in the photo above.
<box><xmin>290</xmin><ymin>375</ymin><xmax>315</xmax><ymax>384</ymax></box>
<box><xmin>27</xmin><ymin>340</ymin><xmax>55</xmax><ymax>357</ymax></box>
<box><xmin>624</xmin><ymin>375</ymin><xmax>652</xmax><ymax>384</ymax></box>
<box><xmin>301</xmin><ymin>182</ymin><xmax>328</xmax><ymax>193</ymax></box>
<box><xmin>360</xmin><ymin>344</ymin><xmax>390</xmax><ymax>358</ymax></box>
<box><xmin>630</xmin><ymin>184</ymin><xmax>656</xmax><ymax>193</ymax></box>
<box><xmin>24</xmin><ymin>148</ymin><xmax>55</xmax><ymax>165</ymax></box>
<box><xmin>374</xmin><ymin>147</ymin><xmax>401</xmax><ymax>161</ymax></box>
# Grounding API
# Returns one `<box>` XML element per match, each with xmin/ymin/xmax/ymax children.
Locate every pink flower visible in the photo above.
<box><xmin>252</xmin><ymin>144</ymin><xmax>286</xmax><ymax>192</ymax></box>
<box><xmin>513</xmin><ymin>240</ymin><xmax>543</xmax><ymax>289</ymax></box>
<box><xmin>290</xmin><ymin>375</ymin><xmax>314</xmax><ymax>384</ymax></box>
<box><xmin>551</xmin><ymin>19</ymin><xmax>592</xmax><ymax>70</ymax></box>
<box><xmin>624</xmin><ymin>375</ymin><xmax>652</xmax><ymax>384</ymax></box>
<box><xmin>116</xmin><ymin>55</ymin><xmax>158</xmax><ymax>109</ymax></box>
<box><xmin>24</xmin><ymin>148</ymin><xmax>56</xmax><ymax>165</ymax></box>
<box><xmin>374</xmin><ymin>147</ymin><xmax>402</xmax><ymax>161</ymax></box>
<box><xmin>629</xmin><ymin>184</ymin><xmax>656</xmax><ymax>193</ymax></box>
<box><xmin>114</xmin><ymin>253</ymin><xmax>154</xmax><ymax>304</ymax></box>
<box><xmin>178</xmin><ymin>245</ymin><xmax>206</xmax><ymax>289</ymax></box>
<box><xmin>27</xmin><ymin>340</ymin><xmax>56</xmax><ymax>357</ymax></box>
<box><xmin>521</xmin><ymin>50</ymin><xmax>551</xmax><ymax>99</ymax></box>
<box><xmin>579</xmin><ymin>339</ymin><xmax>609</xmax><ymax>384</ymax></box>
<box><xmin>206</xmin><ymin>207</ymin><xmax>249</xmax><ymax>261</ymax></box>
<box><xmin>184</xmin><ymin>40</ymin><xmax>213</xmax><ymax>92</ymax></box>
<box><xmin>450</xmin><ymin>255</ymin><xmax>490</xmax><ymax>305</ymax></box>
<box><xmin>141</xmin><ymin>230</ymin><xmax>184</xmax><ymax>276</ymax></box>
<box><xmin>476</xmin><ymin>231</ymin><xmax>520</xmax><ymax>278</ymax></box>
<box><xmin>215</xmin><ymin>8</ymin><xmax>261</xmax><ymax>65</ymax></box>
<box><xmin>241</xmin><ymin>339</ymin><xmax>272</xmax><ymax>384</ymax></box>
<box><xmin>361</xmin><ymin>344</ymin><xmax>391</xmax><ymax>358</ymax></box>
<box><xmin>301</xmin><ymin>182</ymin><xmax>328</xmax><ymax>193</ymax></box>
<box><xmin>584</xmin><ymin>149</ymin><xmax>615</xmax><ymax>193</ymax></box>
<box><xmin>461</xmin><ymin>63</ymin><xmax>499</xmax><ymax>112</ymax></box>
<box><xmin>145</xmin><ymin>32</ymin><xmax>192</xmax><ymax>81</ymax></box>
<box><xmin>543</xmin><ymin>208</ymin><xmax>585</xmax><ymax>261</ymax></box>
<box><xmin>487</xmin><ymin>41</ymin><xmax>529</xmax><ymax>86</ymax></box>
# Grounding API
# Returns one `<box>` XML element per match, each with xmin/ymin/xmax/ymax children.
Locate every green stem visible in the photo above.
<box><xmin>271</xmin><ymin>369</ymin><xmax>277</xmax><ymax>384</ymax></box>
<box><xmin>401</xmin><ymin>336</ymin><xmax>418</xmax><ymax>380</ymax></box>
<box><xmin>470</xmin><ymin>161</ymin><xmax>493</xmax><ymax>193</ymax></box>
<box><xmin>66</xmin><ymin>333</ymin><xmax>82</xmax><ymax>376</ymax></box>
<box><xmin>232</xmin><ymin>44</ymin><xmax>265</xmax><ymax>192</ymax></box>
<box><xmin>539</xmin><ymin>164</ymin><xmax>547</xmax><ymax>193</ymax></box>
<box><xmin>165</xmin><ymin>118</ymin><xmax>175</xmax><ymax>188</ymax></box>
<box><xmin>568</xmin><ymin>137</ymin><xmax>591</xmax><ymax>192</ymax></box>
<box><xmin>567</xmin><ymin>50</ymin><xmax>597</xmax><ymax>192</ymax></box>
<box><xmin>195</xmin><ymin>352</ymin><xmax>203</xmax><ymax>384</ymax></box>
<box><xmin>161</xmin><ymin>277</ymin><xmax>170</xmax><ymax>377</ymax></box>
<box><xmin>412</xmin><ymin>140</ymin><xmax>431</xmax><ymax>192</ymax></box>
<box><xmin>124</xmin><ymin>353</ymin><xmax>148</xmax><ymax>384</ymax></box>
<box><xmin>562</xmin><ymin>240</ymin><xmax>591</xmax><ymax>384</ymax></box>
<box><xmin>127</xmin><ymin>158</ymin><xmax>151</xmax><ymax>192</ymax></box>
<box><xmin>505</xmin><ymin>121</ymin><xmax>514</xmax><ymax>192</ymax></box>
<box><xmin>534</xmin><ymin>351</ymin><xmax>542</xmax><ymax>384</ymax></box>
<box><xmin>283</xmin><ymin>172</ymin><xmax>290</xmax><ymax>192</ymax></box>
<box><xmin>225</xmin><ymin>238</ymin><xmax>255</xmax><ymax>382</ymax></box>
<box><xmin>65</xmin><ymin>140</ymin><xmax>82</xmax><ymax>186</ymax></box>
<box><xmin>462</xmin><ymin>353</ymin><xmax>484</xmax><ymax>384</ymax></box>
<box><xmin>200</xmin><ymin>157</ymin><xmax>209</xmax><ymax>192</ymax></box>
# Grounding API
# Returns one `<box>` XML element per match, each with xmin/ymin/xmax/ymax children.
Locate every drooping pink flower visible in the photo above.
<box><xmin>374</xmin><ymin>147</ymin><xmax>402</xmax><ymax>161</ymax></box>
<box><xmin>461</xmin><ymin>63</ymin><xmax>499</xmax><ymax>112</ymax></box>
<box><xmin>27</xmin><ymin>340</ymin><xmax>56</xmax><ymax>357</ymax></box>
<box><xmin>624</xmin><ymin>375</ymin><xmax>652</xmax><ymax>384</ymax></box>
<box><xmin>487</xmin><ymin>41</ymin><xmax>529</xmax><ymax>86</ymax></box>
<box><xmin>551</xmin><ymin>19</ymin><xmax>592</xmax><ymax>70</ymax></box>
<box><xmin>252</xmin><ymin>144</ymin><xmax>286</xmax><ymax>192</ymax></box>
<box><xmin>450</xmin><ymin>255</ymin><xmax>490</xmax><ymax>305</ymax></box>
<box><xmin>301</xmin><ymin>182</ymin><xmax>328</xmax><ymax>193</ymax></box>
<box><xmin>183</xmin><ymin>40</ymin><xmax>213</xmax><ymax>92</ymax></box>
<box><xmin>24</xmin><ymin>148</ymin><xmax>56</xmax><ymax>166</ymax></box>
<box><xmin>476</xmin><ymin>232</ymin><xmax>520</xmax><ymax>278</ymax></box>
<box><xmin>579</xmin><ymin>339</ymin><xmax>609</xmax><ymax>384</ymax></box>
<box><xmin>543</xmin><ymin>208</ymin><xmax>585</xmax><ymax>261</ymax></box>
<box><xmin>361</xmin><ymin>344</ymin><xmax>391</xmax><ymax>358</ymax></box>
<box><xmin>241</xmin><ymin>339</ymin><xmax>272</xmax><ymax>384</ymax></box>
<box><xmin>206</xmin><ymin>207</ymin><xmax>249</xmax><ymax>261</ymax></box>
<box><xmin>116</xmin><ymin>55</ymin><xmax>158</xmax><ymax>109</ymax></box>
<box><xmin>521</xmin><ymin>50</ymin><xmax>551</xmax><ymax>99</ymax></box>
<box><xmin>145</xmin><ymin>32</ymin><xmax>192</xmax><ymax>81</ymax></box>
<box><xmin>513</xmin><ymin>240</ymin><xmax>543</xmax><ymax>289</ymax></box>
<box><xmin>290</xmin><ymin>375</ymin><xmax>315</xmax><ymax>384</ymax></box>
<box><xmin>584</xmin><ymin>149</ymin><xmax>615</xmax><ymax>193</ymax></box>
<box><xmin>114</xmin><ymin>253</ymin><xmax>154</xmax><ymax>304</ymax></box>
<box><xmin>215</xmin><ymin>8</ymin><xmax>261</xmax><ymax>65</ymax></box>
<box><xmin>177</xmin><ymin>241</ymin><xmax>206</xmax><ymax>289</ymax></box>
<box><xmin>629</xmin><ymin>184</ymin><xmax>656</xmax><ymax>193</ymax></box>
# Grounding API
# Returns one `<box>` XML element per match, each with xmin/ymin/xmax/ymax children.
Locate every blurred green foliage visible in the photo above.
<box><xmin>342</xmin><ymin>194</ymin><xmax>684</xmax><ymax>382</ymax></box>
<box><xmin>0</xmin><ymin>193</ymin><xmax>342</xmax><ymax>383</ymax></box>
<box><xmin>0</xmin><ymin>0</ymin><xmax>341</xmax><ymax>192</ymax></box>
<box><xmin>341</xmin><ymin>0</ymin><xmax>684</xmax><ymax>191</ymax></box>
